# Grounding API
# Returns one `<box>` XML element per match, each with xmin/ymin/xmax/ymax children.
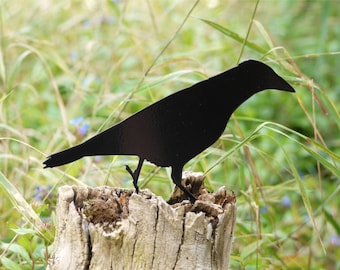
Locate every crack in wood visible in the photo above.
<box><xmin>47</xmin><ymin>173</ymin><xmax>236</xmax><ymax>270</ymax></box>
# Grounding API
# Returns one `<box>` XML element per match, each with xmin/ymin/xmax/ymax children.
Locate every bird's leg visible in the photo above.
<box><xmin>125</xmin><ymin>157</ymin><xmax>144</xmax><ymax>193</ymax></box>
<box><xmin>171</xmin><ymin>166</ymin><xmax>196</xmax><ymax>203</ymax></box>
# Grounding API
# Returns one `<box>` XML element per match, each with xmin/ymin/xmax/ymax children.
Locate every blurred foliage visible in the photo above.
<box><xmin>0</xmin><ymin>0</ymin><xmax>339</xmax><ymax>269</ymax></box>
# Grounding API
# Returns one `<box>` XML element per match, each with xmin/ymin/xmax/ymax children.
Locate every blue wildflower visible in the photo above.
<box><xmin>281</xmin><ymin>196</ymin><xmax>291</xmax><ymax>209</ymax></box>
<box><xmin>70</xmin><ymin>117</ymin><xmax>84</xmax><ymax>125</ymax></box>
<box><xmin>260</xmin><ymin>206</ymin><xmax>268</xmax><ymax>214</ymax></box>
<box><xmin>79</xmin><ymin>122</ymin><xmax>89</xmax><ymax>137</ymax></box>
<box><xmin>70</xmin><ymin>117</ymin><xmax>89</xmax><ymax>138</ymax></box>
<box><xmin>34</xmin><ymin>185</ymin><xmax>52</xmax><ymax>202</ymax></box>
<box><xmin>69</xmin><ymin>52</ymin><xmax>78</xmax><ymax>62</ymax></box>
<box><xmin>94</xmin><ymin>156</ymin><xmax>103</xmax><ymax>163</ymax></box>
<box><xmin>331</xmin><ymin>234</ymin><xmax>340</xmax><ymax>247</ymax></box>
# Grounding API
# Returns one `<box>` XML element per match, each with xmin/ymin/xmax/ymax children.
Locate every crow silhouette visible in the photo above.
<box><xmin>43</xmin><ymin>60</ymin><xmax>294</xmax><ymax>202</ymax></box>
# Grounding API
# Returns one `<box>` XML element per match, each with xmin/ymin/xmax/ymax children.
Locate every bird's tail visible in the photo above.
<box><xmin>43</xmin><ymin>144</ymin><xmax>86</xmax><ymax>168</ymax></box>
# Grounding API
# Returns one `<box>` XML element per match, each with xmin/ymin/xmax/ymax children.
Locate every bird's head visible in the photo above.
<box><xmin>238</xmin><ymin>60</ymin><xmax>295</xmax><ymax>94</ymax></box>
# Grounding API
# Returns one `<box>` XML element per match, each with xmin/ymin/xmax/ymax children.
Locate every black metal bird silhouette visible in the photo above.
<box><xmin>43</xmin><ymin>60</ymin><xmax>294</xmax><ymax>202</ymax></box>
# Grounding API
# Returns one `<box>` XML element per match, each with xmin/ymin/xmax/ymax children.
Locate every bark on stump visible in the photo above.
<box><xmin>47</xmin><ymin>172</ymin><xmax>236</xmax><ymax>270</ymax></box>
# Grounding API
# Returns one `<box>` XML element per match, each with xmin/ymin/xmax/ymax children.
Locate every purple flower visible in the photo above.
<box><xmin>70</xmin><ymin>117</ymin><xmax>84</xmax><ymax>125</ymax></box>
<box><xmin>281</xmin><ymin>196</ymin><xmax>291</xmax><ymax>208</ymax></box>
<box><xmin>34</xmin><ymin>185</ymin><xmax>52</xmax><ymax>201</ymax></box>
<box><xmin>69</xmin><ymin>52</ymin><xmax>78</xmax><ymax>62</ymax></box>
<box><xmin>260</xmin><ymin>206</ymin><xmax>268</xmax><ymax>214</ymax></box>
<box><xmin>94</xmin><ymin>156</ymin><xmax>103</xmax><ymax>163</ymax></box>
<box><xmin>70</xmin><ymin>117</ymin><xmax>89</xmax><ymax>138</ymax></box>
<box><xmin>331</xmin><ymin>234</ymin><xmax>340</xmax><ymax>247</ymax></box>
<box><xmin>79</xmin><ymin>122</ymin><xmax>89</xmax><ymax>137</ymax></box>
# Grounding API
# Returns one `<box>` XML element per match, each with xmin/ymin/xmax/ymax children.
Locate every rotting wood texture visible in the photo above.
<box><xmin>47</xmin><ymin>172</ymin><xmax>236</xmax><ymax>270</ymax></box>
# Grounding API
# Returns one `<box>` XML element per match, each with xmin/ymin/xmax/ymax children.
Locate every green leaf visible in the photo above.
<box><xmin>11</xmin><ymin>228</ymin><xmax>37</xmax><ymax>236</ymax></box>
<box><xmin>0</xmin><ymin>242</ymin><xmax>31</xmax><ymax>266</ymax></box>
<box><xmin>1</xmin><ymin>257</ymin><xmax>23</xmax><ymax>270</ymax></box>
<box><xmin>323</xmin><ymin>209</ymin><xmax>340</xmax><ymax>235</ymax></box>
<box><xmin>200</xmin><ymin>19</ymin><xmax>267</xmax><ymax>54</ymax></box>
<box><xmin>0</xmin><ymin>172</ymin><xmax>53</xmax><ymax>241</ymax></box>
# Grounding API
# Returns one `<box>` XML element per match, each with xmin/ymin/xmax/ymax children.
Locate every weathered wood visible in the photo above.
<box><xmin>48</xmin><ymin>172</ymin><xmax>236</xmax><ymax>270</ymax></box>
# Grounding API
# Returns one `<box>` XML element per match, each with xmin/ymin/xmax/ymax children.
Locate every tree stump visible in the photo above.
<box><xmin>47</xmin><ymin>172</ymin><xmax>236</xmax><ymax>270</ymax></box>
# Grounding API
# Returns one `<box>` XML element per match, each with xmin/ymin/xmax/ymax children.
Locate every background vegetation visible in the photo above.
<box><xmin>0</xmin><ymin>0</ymin><xmax>339</xmax><ymax>269</ymax></box>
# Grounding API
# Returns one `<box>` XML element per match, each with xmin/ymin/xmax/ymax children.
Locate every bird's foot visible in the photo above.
<box><xmin>188</xmin><ymin>193</ymin><xmax>197</xmax><ymax>203</ymax></box>
<box><xmin>184</xmin><ymin>190</ymin><xmax>196</xmax><ymax>203</ymax></box>
<box><xmin>125</xmin><ymin>164</ymin><xmax>140</xmax><ymax>193</ymax></box>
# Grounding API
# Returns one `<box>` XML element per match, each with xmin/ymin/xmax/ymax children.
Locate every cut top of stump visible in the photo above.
<box><xmin>49</xmin><ymin>172</ymin><xmax>236</xmax><ymax>270</ymax></box>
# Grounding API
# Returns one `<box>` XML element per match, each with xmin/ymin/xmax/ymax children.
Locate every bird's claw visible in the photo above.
<box><xmin>125</xmin><ymin>164</ymin><xmax>140</xmax><ymax>193</ymax></box>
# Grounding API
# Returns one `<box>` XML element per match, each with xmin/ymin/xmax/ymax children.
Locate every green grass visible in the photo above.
<box><xmin>0</xmin><ymin>0</ymin><xmax>339</xmax><ymax>269</ymax></box>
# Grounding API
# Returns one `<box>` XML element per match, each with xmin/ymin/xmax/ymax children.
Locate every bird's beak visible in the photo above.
<box><xmin>283</xmin><ymin>83</ymin><xmax>295</xmax><ymax>93</ymax></box>
<box><xmin>276</xmin><ymin>76</ymin><xmax>295</xmax><ymax>93</ymax></box>
<box><xmin>273</xmin><ymin>76</ymin><xmax>295</xmax><ymax>92</ymax></box>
